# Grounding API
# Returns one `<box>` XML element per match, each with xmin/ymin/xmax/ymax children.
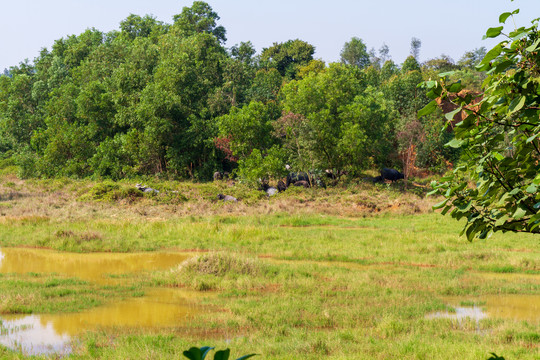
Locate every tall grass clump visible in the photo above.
<box><xmin>159</xmin><ymin>252</ymin><xmax>275</xmax><ymax>291</ymax></box>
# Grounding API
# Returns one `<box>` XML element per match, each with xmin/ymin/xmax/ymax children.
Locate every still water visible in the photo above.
<box><xmin>0</xmin><ymin>247</ymin><xmax>191</xmax><ymax>284</ymax></box>
<box><xmin>0</xmin><ymin>247</ymin><xmax>200</xmax><ymax>356</ymax></box>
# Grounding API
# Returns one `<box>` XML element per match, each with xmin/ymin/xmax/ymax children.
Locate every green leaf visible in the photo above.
<box><xmin>508</xmin><ymin>96</ymin><xmax>526</xmax><ymax>114</ymax></box>
<box><xmin>495</xmin><ymin>215</ymin><xmax>509</xmax><ymax>227</ymax></box>
<box><xmin>483</xmin><ymin>26</ymin><xmax>504</xmax><ymax>39</ymax></box>
<box><xmin>526</xmin><ymin>38</ymin><xmax>540</xmax><ymax>52</ymax></box>
<box><xmin>235</xmin><ymin>355</ymin><xmax>258</xmax><ymax>360</ymax></box>
<box><xmin>477</xmin><ymin>44</ymin><xmax>504</xmax><ymax>70</ymax></box>
<box><xmin>445</xmin><ymin>107</ymin><xmax>462</xmax><ymax>121</ymax></box>
<box><xmin>499</xmin><ymin>12</ymin><xmax>512</xmax><ymax>24</ymax></box>
<box><xmin>201</xmin><ymin>347</ymin><xmax>215</xmax><ymax>360</ymax></box>
<box><xmin>418</xmin><ymin>100</ymin><xmax>438</xmax><ymax>117</ymax></box>
<box><xmin>446</xmin><ymin>138</ymin><xmax>464</xmax><ymax>148</ymax></box>
<box><xmin>513</xmin><ymin>206</ymin><xmax>527</xmax><ymax>220</ymax></box>
<box><xmin>433</xmin><ymin>199</ymin><xmax>449</xmax><ymax>210</ymax></box>
<box><xmin>214</xmin><ymin>349</ymin><xmax>230</xmax><ymax>360</ymax></box>
<box><xmin>491</xmin><ymin>151</ymin><xmax>504</xmax><ymax>161</ymax></box>
<box><xmin>438</xmin><ymin>71</ymin><xmax>455</xmax><ymax>78</ymax></box>
<box><xmin>184</xmin><ymin>347</ymin><xmax>204</xmax><ymax>360</ymax></box>
<box><xmin>526</xmin><ymin>184</ymin><xmax>537</xmax><ymax>194</ymax></box>
<box><xmin>526</xmin><ymin>133</ymin><xmax>539</xmax><ymax>143</ymax></box>
<box><xmin>448</xmin><ymin>82</ymin><xmax>463</xmax><ymax>93</ymax></box>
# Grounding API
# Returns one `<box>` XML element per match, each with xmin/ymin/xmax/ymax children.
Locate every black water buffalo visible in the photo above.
<box><xmin>381</xmin><ymin>168</ymin><xmax>404</xmax><ymax>182</ymax></box>
<box><xmin>277</xmin><ymin>180</ymin><xmax>287</xmax><ymax>192</ymax></box>
<box><xmin>136</xmin><ymin>184</ymin><xmax>159</xmax><ymax>193</ymax></box>
<box><xmin>217</xmin><ymin>193</ymin><xmax>237</xmax><ymax>202</ymax></box>
<box><xmin>261</xmin><ymin>183</ymin><xmax>278</xmax><ymax>197</ymax></box>
<box><xmin>293</xmin><ymin>180</ymin><xmax>310</xmax><ymax>188</ymax></box>
<box><xmin>286</xmin><ymin>172</ymin><xmax>311</xmax><ymax>187</ymax></box>
<box><xmin>213</xmin><ymin>171</ymin><xmax>230</xmax><ymax>181</ymax></box>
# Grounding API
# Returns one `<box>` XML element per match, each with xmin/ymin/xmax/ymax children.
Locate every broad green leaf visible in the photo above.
<box><xmin>508</xmin><ymin>96</ymin><xmax>526</xmax><ymax>114</ymax></box>
<box><xmin>418</xmin><ymin>100</ymin><xmax>438</xmax><ymax>117</ymax></box>
<box><xmin>477</xmin><ymin>44</ymin><xmax>504</xmax><ymax>70</ymax></box>
<box><xmin>438</xmin><ymin>71</ymin><xmax>456</xmax><ymax>78</ymax></box>
<box><xmin>526</xmin><ymin>184</ymin><xmax>537</xmax><ymax>193</ymax></box>
<box><xmin>526</xmin><ymin>133</ymin><xmax>539</xmax><ymax>143</ymax></box>
<box><xmin>214</xmin><ymin>349</ymin><xmax>230</xmax><ymax>360</ymax></box>
<box><xmin>183</xmin><ymin>347</ymin><xmax>204</xmax><ymax>360</ymax></box>
<box><xmin>484</xmin><ymin>26</ymin><xmax>504</xmax><ymax>39</ymax></box>
<box><xmin>433</xmin><ymin>199</ymin><xmax>449</xmax><ymax>210</ymax></box>
<box><xmin>446</xmin><ymin>138</ymin><xmax>464</xmax><ymax>148</ymax></box>
<box><xmin>513</xmin><ymin>206</ymin><xmax>527</xmax><ymax>220</ymax></box>
<box><xmin>526</xmin><ymin>38</ymin><xmax>540</xmax><ymax>52</ymax></box>
<box><xmin>495</xmin><ymin>215</ymin><xmax>509</xmax><ymax>227</ymax></box>
<box><xmin>448</xmin><ymin>82</ymin><xmax>463</xmax><ymax>93</ymax></box>
<box><xmin>491</xmin><ymin>151</ymin><xmax>504</xmax><ymax>161</ymax></box>
<box><xmin>499</xmin><ymin>12</ymin><xmax>512</xmax><ymax>24</ymax></box>
<box><xmin>445</xmin><ymin>107</ymin><xmax>462</xmax><ymax>121</ymax></box>
<box><xmin>201</xmin><ymin>347</ymin><xmax>214</xmax><ymax>360</ymax></box>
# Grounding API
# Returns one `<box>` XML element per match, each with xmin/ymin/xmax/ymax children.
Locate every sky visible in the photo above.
<box><xmin>2</xmin><ymin>0</ymin><xmax>540</xmax><ymax>71</ymax></box>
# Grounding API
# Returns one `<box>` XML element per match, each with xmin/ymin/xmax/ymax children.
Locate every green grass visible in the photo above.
<box><xmin>0</xmin><ymin>175</ymin><xmax>538</xmax><ymax>359</ymax></box>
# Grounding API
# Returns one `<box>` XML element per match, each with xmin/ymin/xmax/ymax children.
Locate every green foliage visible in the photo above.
<box><xmin>260</xmin><ymin>39</ymin><xmax>314</xmax><ymax>79</ymax></box>
<box><xmin>0</xmin><ymin>1</ymin><xmax>470</xmax><ymax>182</ymax></box>
<box><xmin>279</xmin><ymin>64</ymin><xmax>397</xmax><ymax>174</ymax></box>
<box><xmin>340</xmin><ymin>37</ymin><xmax>370</xmax><ymax>69</ymax></box>
<box><xmin>422</xmin><ymin>8</ymin><xmax>540</xmax><ymax>239</ymax></box>
<box><xmin>217</xmin><ymin>101</ymin><xmax>280</xmax><ymax>158</ymax></box>
<box><xmin>172</xmin><ymin>1</ymin><xmax>226</xmax><ymax>43</ymax></box>
<box><xmin>183</xmin><ymin>346</ymin><xmax>257</xmax><ymax>360</ymax></box>
<box><xmin>236</xmin><ymin>145</ymin><xmax>287</xmax><ymax>185</ymax></box>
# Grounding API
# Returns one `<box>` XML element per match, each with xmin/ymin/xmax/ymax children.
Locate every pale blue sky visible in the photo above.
<box><xmin>2</xmin><ymin>0</ymin><xmax>540</xmax><ymax>70</ymax></box>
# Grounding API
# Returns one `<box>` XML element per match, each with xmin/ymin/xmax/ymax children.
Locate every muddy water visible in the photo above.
<box><xmin>0</xmin><ymin>247</ymin><xmax>191</xmax><ymax>284</ymax></box>
<box><xmin>0</xmin><ymin>247</ymin><xmax>201</xmax><ymax>356</ymax></box>
<box><xmin>0</xmin><ymin>288</ymin><xmax>201</xmax><ymax>356</ymax></box>
<box><xmin>441</xmin><ymin>294</ymin><xmax>540</xmax><ymax>322</ymax></box>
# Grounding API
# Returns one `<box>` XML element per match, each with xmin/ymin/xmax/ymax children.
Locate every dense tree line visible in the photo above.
<box><xmin>0</xmin><ymin>1</ymin><xmax>484</xmax><ymax>182</ymax></box>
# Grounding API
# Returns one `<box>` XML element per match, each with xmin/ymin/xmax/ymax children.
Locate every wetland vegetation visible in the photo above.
<box><xmin>0</xmin><ymin>174</ymin><xmax>538</xmax><ymax>359</ymax></box>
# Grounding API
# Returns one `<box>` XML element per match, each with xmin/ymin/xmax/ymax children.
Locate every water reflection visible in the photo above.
<box><xmin>0</xmin><ymin>247</ymin><xmax>201</xmax><ymax>356</ymax></box>
<box><xmin>0</xmin><ymin>315</ymin><xmax>72</xmax><ymax>356</ymax></box>
<box><xmin>0</xmin><ymin>247</ymin><xmax>190</xmax><ymax>284</ymax></box>
<box><xmin>428</xmin><ymin>294</ymin><xmax>540</xmax><ymax>323</ymax></box>
<box><xmin>0</xmin><ymin>288</ymin><xmax>202</xmax><ymax>356</ymax></box>
<box><xmin>427</xmin><ymin>306</ymin><xmax>487</xmax><ymax>321</ymax></box>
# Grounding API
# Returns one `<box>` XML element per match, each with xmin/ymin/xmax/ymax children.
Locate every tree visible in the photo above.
<box><xmin>172</xmin><ymin>1</ymin><xmax>226</xmax><ymax>43</ymax></box>
<box><xmin>340</xmin><ymin>37</ymin><xmax>370</xmax><ymax>69</ymax></box>
<box><xmin>420</xmin><ymin>8</ymin><xmax>540</xmax><ymax>239</ymax></box>
<box><xmin>410</xmin><ymin>37</ymin><xmax>422</xmax><ymax>60</ymax></box>
<box><xmin>458</xmin><ymin>47</ymin><xmax>487</xmax><ymax>69</ymax></box>
<box><xmin>279</xmin><ymin>63</ymin><xmax>395</xmax><ymax>174</ymax></box>
<box><xmin>260</xmin><ymin>39</ymin><xmax>314</xmax><ymax>79</ymax></box>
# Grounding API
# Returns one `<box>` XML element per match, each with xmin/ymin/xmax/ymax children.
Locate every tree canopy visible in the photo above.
<box><xmin>0</xmin><ymin>1</ymin><xmax>485</xmax><ymax>183</ymax></box>
<box><xmin>421</xmin><ymin>8</ymin><xmax>540</xmax><ymax>238</ymax></box>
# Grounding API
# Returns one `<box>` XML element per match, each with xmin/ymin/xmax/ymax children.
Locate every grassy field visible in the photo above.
<box><xmin>0</xmin><ymin>172</ymin><xmax>538</xmax><ymax>359</ymax></box>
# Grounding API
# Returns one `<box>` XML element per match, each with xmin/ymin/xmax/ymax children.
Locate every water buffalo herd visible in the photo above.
<box><xmin>212</xmin><ymin>167</ymin><xmax>405</xmax><ymax>201</ymax></box>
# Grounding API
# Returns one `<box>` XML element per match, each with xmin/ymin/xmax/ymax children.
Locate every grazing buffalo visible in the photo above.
<box><xmin>217</xmin><ymin>194</ymin><xmax>237</xmax><ymax>202</ymax></box>
<box><xmin>213</xmin><ymin>171</ymin><xmax>230</xmax><ymax>181</ymax></box>
<box><xmin>293</xmin><ymin>180</ymin><xmax>310</xmax><ymax>188</ymax></box>
<box><xmin>261</xmin><ymin>183</ymin><xmax>278</xmax><ymax>197</ymax></box>
<box><xmin>277</xmin><ymin>180</ymin><xmax>287</xmax><ymax>192</ymax></box>
<box><xmin>136</xmin><ymin>184</ymin><xmax>159</xmax><ymax>193</ymax></box>
<box><xmin>381</xmin><ymin>168</ymin><xmax>404</xmax><ymax>182</ymax></box>
<box><xmin>286</xmin><ymin>172</ymin><xmax>311</xmax><ymax>187</ymax></box>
